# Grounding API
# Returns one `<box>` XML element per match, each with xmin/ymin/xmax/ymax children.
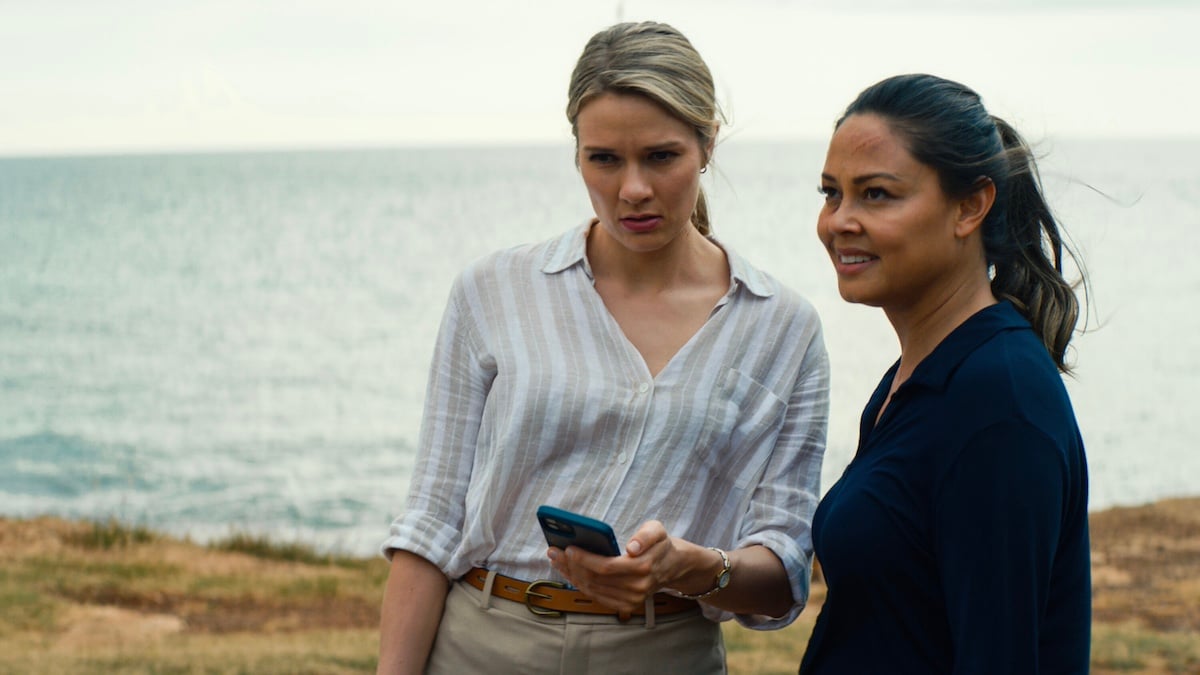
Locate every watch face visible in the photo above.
<box><xmin>717</xmin><ymin>570</ymin><xmax>731</xmax><ymax>589</ymax></box>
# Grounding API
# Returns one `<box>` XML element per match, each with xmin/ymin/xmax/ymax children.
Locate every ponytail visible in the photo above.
<box><xmin>693</xmin><ymin>167</ymin><xmax>712</xmax><ymax>236</ymax></box>
<box><xmin>985</xmin><ymin>118</ymin><xmax>1082</xmax><ymax>372</ymax></box>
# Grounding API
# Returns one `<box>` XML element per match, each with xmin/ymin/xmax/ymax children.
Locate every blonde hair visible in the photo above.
<box><xmin>566</xmin><ymin>21</ymin><xmax>723</xmax><ymax>236</ymax></box>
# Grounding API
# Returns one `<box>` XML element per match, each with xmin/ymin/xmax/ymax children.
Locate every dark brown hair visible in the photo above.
<box><xmin>839</xmin><ymin>73</ymin><xmax>1085</xmax><ymax>371</ymax></box>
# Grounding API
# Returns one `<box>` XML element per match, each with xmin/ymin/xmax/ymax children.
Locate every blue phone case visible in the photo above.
<box><xmin>536</xmin><ymin>505</ymin><xmax>621</xmax><ymax>556</ymax></box>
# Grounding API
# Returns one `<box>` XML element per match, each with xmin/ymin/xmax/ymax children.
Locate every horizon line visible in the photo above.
<box><xmin>3</xmin><ymin>133</ymin><xmax>1198</xmax><ymax>161</ymax></box>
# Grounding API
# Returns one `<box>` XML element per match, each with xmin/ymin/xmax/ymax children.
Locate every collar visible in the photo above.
<box><xmin>899</xmin><ymin>300</ymin><xmax>1032</xmax><ymax>392</ymax></box>
<box><xmin>540</xmin><ymin>220</ymin><xmax>774</xmax><ymax>299</ymax></box>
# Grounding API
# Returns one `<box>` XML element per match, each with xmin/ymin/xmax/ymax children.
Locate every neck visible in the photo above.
<box><xmin>885</xmin><ymin>276</ymin><xmax>997</xmax><ymax>389</ymax></box>
<box><xmin>587</xmin><ymin>221</ymin><xmax>723</xmax><ymax>291</ymax></box>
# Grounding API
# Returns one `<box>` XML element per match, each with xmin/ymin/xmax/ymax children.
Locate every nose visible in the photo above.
<box><xmin>821</xmin><ymin>201</ymin><xmax>862</xmax><ymax>237</ymax></box>
<box><xmin>619</xmin><ymin>165</ymin><xmax>652</xmax><ymax>205</ymax></box>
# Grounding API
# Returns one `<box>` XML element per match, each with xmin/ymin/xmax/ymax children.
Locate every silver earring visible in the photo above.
<box><xmin>700</xmin><ymin>166</ymin><xmax>708</xmax><ymax>174</ymax></box>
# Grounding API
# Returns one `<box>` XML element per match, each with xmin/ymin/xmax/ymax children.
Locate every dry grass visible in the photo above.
<box><xmin>2</xmin><ymin>499</ymin><xmax>1199</xmax><ymax>674</ymax></box>
<box><xmin>0</xmin><ymin>628</ymin><xmax>379</xmax><ymax>674</ymax></box>
<box><xmin>722</xmin><ymin>590</ymin><xmax>820</xmax><ymax>675</ymax></box>
<box><xmin>0</xmin><ymin>516</ymin><xmax>389</xmax><ymax>674</ymax></box>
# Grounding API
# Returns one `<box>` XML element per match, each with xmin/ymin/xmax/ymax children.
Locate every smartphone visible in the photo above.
<box><xmin>536</xmin><ymin>505</ymin><xmax>621</xmax><ymax>556</ymax></box>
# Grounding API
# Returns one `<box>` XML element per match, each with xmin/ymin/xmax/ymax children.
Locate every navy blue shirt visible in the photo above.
<box><xmin>800</xmin><ymin>302</ymin><xmax>1090</xmax><ymax>674</ymax></box>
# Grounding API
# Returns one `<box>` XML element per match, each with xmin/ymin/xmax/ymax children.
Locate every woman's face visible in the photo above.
<box><xmin>817</xmin><ymin>113</ymin><xmax>971</xmax><ymax>313</ymax></box>
<box><xmin>575</xmin><ymin>92</ymin><xmax>709</xmax><ymax>254</ymax></box>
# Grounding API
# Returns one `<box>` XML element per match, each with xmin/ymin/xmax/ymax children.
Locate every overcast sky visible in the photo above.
<box><xmin>1</xmin><ymin>0</ymin><xmax>1196</xmax><ymax>156</ymax></box>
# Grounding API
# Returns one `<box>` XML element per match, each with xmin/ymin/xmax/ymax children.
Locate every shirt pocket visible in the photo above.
<box><xmin>696</xmin><ymin>367</ymin><xmax>789</xmax><ymax>491</ymax></box>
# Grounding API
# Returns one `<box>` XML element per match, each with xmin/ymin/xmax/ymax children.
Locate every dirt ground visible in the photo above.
<box><xmin>3</xmin><ymin>497</ymin><xmax>1199</xmax><ymax>667</ymax></box>
<box><xmin>1089</xmin><ymin>497</ymin><xmax>1200</xmax><ymax>633</ymax></box>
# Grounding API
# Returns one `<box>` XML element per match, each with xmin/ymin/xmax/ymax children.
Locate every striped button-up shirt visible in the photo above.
<box><xmin>382</xmin><ymin>222</ymin><xmax>829</xmax><ymax>627</ymax></box>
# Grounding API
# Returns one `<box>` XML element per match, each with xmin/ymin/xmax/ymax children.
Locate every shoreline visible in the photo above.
<box><xmin>2</xmin><ymin>497</ymin><xmax>1198</xmax><ymax>674</ymax></box>
<box><xmin>7</xmin><ymin>491</ymin><xmax>1193</xmax><ymax>561</ymax></box>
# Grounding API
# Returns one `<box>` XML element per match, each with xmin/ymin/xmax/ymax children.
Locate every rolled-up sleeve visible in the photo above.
<box><xmin>732</xmin><ymin>323</ymin><xmax>830</xmax><ymax>629</ymax></box>
<box><xmin>380</xmin><ymin>274</ymin><xmax>494</xmax><ymax>575</ymax></box>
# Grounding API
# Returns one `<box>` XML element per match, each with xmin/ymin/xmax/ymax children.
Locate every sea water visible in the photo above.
<box><xmin>1</xmin><ymin>140</ymin><xmax>1196</xmax><ymax>555</ymax></box>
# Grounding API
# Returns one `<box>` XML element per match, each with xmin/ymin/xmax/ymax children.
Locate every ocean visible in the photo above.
<box><xmin>1</xmin><ymin>139</ymin><xmax>1196</xmax><ymax>556</ymax></box>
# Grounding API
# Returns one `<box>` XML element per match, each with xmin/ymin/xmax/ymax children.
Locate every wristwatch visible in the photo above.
<box><xmin>679</xmin><ymin>547</ymin><xmax>731</xmax><ymax>600</ymax></box>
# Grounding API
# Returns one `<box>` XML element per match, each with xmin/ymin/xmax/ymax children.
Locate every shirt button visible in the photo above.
<box><xmin>617</xmin><ymin>452</ymin><xmax>628</xmax><ymax>464</ymax></box>
<box><xmin>635</xmin><ymin>382</ymin><xmax>649</xmax><ymax>394</ymax></box>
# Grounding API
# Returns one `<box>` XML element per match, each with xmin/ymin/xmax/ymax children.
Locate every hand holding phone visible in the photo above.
<box><xmin>536</xmin><ymin>505</ymin><xmax>621</xmax><ymax>556</ymax></box>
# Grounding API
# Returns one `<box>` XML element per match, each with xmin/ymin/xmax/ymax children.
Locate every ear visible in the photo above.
<box><xmin>704</xmin><ymin>122</ymin><xmax>719</xmax><ymax>163</ymax></box>
<box><xmin>954</xmin><ymin>177</ymin><xmax>996</xmax><ymax>239</ymax></box>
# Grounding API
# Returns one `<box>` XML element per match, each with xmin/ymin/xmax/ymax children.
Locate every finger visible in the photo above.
<box><xmin>572</xmin><ymin>579</ymin><xmax>645</xmax><ymax>614</ymax></box>
<box><xmin>626</xmin><ymin>520</ymin><xmax>668</xmax><ymax>557</ymax></box>
<box><xmin>558</xmin><ymin>545</ymin><xmax>608</xmax><ymax>588</ymax></box>
<box><xmin>547</xmin><ymin>547</ymin><xmax>566</xmax><ymax>574</ymax></box>
<box><xmin>562</xmin><ymin>548</ymin><xmax>643</xmax><ymax>601</ymax></box>
<box><xmin>568</xmin><ymin>557</ymin><xmax>657</xmax><ymax>607</ymax></box>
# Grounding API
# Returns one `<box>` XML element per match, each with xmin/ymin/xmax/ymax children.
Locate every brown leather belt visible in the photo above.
<box><xmin>462</xmin><ymin>567</ymin><xmax>698</xmax><ymax>619</ymax></box>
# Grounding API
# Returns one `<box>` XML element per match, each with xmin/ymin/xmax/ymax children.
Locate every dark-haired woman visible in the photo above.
<box><xmin>800</xmin><ymin>73</ymin><xmax>1090</xmax><ymax>674</ymax></box>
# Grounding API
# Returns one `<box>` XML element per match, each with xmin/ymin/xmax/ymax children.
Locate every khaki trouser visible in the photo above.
<box><xmin>426</xmin><ymin>577</ymin><xmax>726</xmax><ymax>674</ymax></box>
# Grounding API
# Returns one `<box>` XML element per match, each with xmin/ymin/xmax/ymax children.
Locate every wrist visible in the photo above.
<box><xmin>674</xmin><ymin>546</ymin><xmax>731</xmax><ymax>600</ymax></box>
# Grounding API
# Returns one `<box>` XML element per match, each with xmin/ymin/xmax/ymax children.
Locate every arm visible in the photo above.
<box><xmin>665</xmin><ymin>538</ymin><xmax>793</xmax><ymax>617</ymax></box>
<box><xmin>550</xmin><ymin>321</ymin><xmax>830</xmax><ymax>621</ymax></box>
<box><xmin>935</xmin><ymin>421</ymin><xmax>1068</xmax><ymax>674</ymax></box>
<box><xmin>379</xmin><ymin>273</ymin><xmax>492</xmax><ymax>566</ymax></box>
<box><xmin>378</xmin><ymin>276</ymin><xmax>493</xmax><ymax>670</ymax></box>
<box><xmin>377</xmin><ymin>551</ymin><xmax>451</xmax><ymax>675</ymax></box>
<box><xmin>723</xmin><ymin>322</ymin><xmax>830</xmax><ymax>625</ymax></box>
<box><xmin>549</xmin><ymin>522</ymin><xmax>793</xmax><ymax>617</ymax></box>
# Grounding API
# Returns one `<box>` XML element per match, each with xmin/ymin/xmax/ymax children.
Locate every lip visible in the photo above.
<box><xmin>832</xmin><ymin>247</ymin><xmax>878</xmax><ymax>274</ymax></box>
<box><xmin>619</xmin><ymin>213</ymin><xmax>662</xmax><ymax>233</ymax></box>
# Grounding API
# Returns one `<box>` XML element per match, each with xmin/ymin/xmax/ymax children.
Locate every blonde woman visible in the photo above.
<box><xmin>377</xmin><ymin>21</ymin><xmax>829</xmax><ymax>674</ymax></box>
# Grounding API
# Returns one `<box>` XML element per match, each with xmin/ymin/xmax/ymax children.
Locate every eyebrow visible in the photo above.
<box><xmin>821</xmin><ymin>171</ymin><xmax>903</xmax><ymax>184</ymax></box>
<box><xmin>581</xmin><ymin>140</ymin><xmax>689</xmax><ymax>154</ymax></box>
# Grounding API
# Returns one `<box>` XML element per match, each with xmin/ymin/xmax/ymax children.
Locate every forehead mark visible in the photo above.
<box><xmin>850</xmin><ymin>132</ymin><xmax>890</xmax><ymax>154</ymax></box>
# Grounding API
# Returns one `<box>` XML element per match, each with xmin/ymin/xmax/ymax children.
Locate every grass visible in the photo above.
<box><xmin>1</xmin><ymin>515</ymin><xmax>1197</xmax><ymax>674</ymax></box>
<box><xmin>0</xmin><ymin>516</ymin><xmax>390</xmax><ymax>674</ymax></box>
<box><xmin>723</xmin><ymin>618</ymin><xmax>814</xmax><ymax>675</ymax></box>
<box><xmin>64</xmin><ymin>518</ymin><xmax>159</xmax><ymax>550</ymax></box>
<box><xmin>211</xmin><ymin>531</ymin><xmax>371</xmax><ymax>569</ymax></box>
<box><xmin>0</xmin><ymin>630</ymin><xmax>380</xmax><ymax>675</ymax></box>
<box><xmin>1091</xmin><ymin>623</ymin><xmax>1200</xmax><ymax>674</ymax></box>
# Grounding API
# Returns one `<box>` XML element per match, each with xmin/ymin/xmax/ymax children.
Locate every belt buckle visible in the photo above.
<box><xmin>524</xmin><ymin>579</ymin><xmax>566</xmax><ymax>617</ymax></box>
